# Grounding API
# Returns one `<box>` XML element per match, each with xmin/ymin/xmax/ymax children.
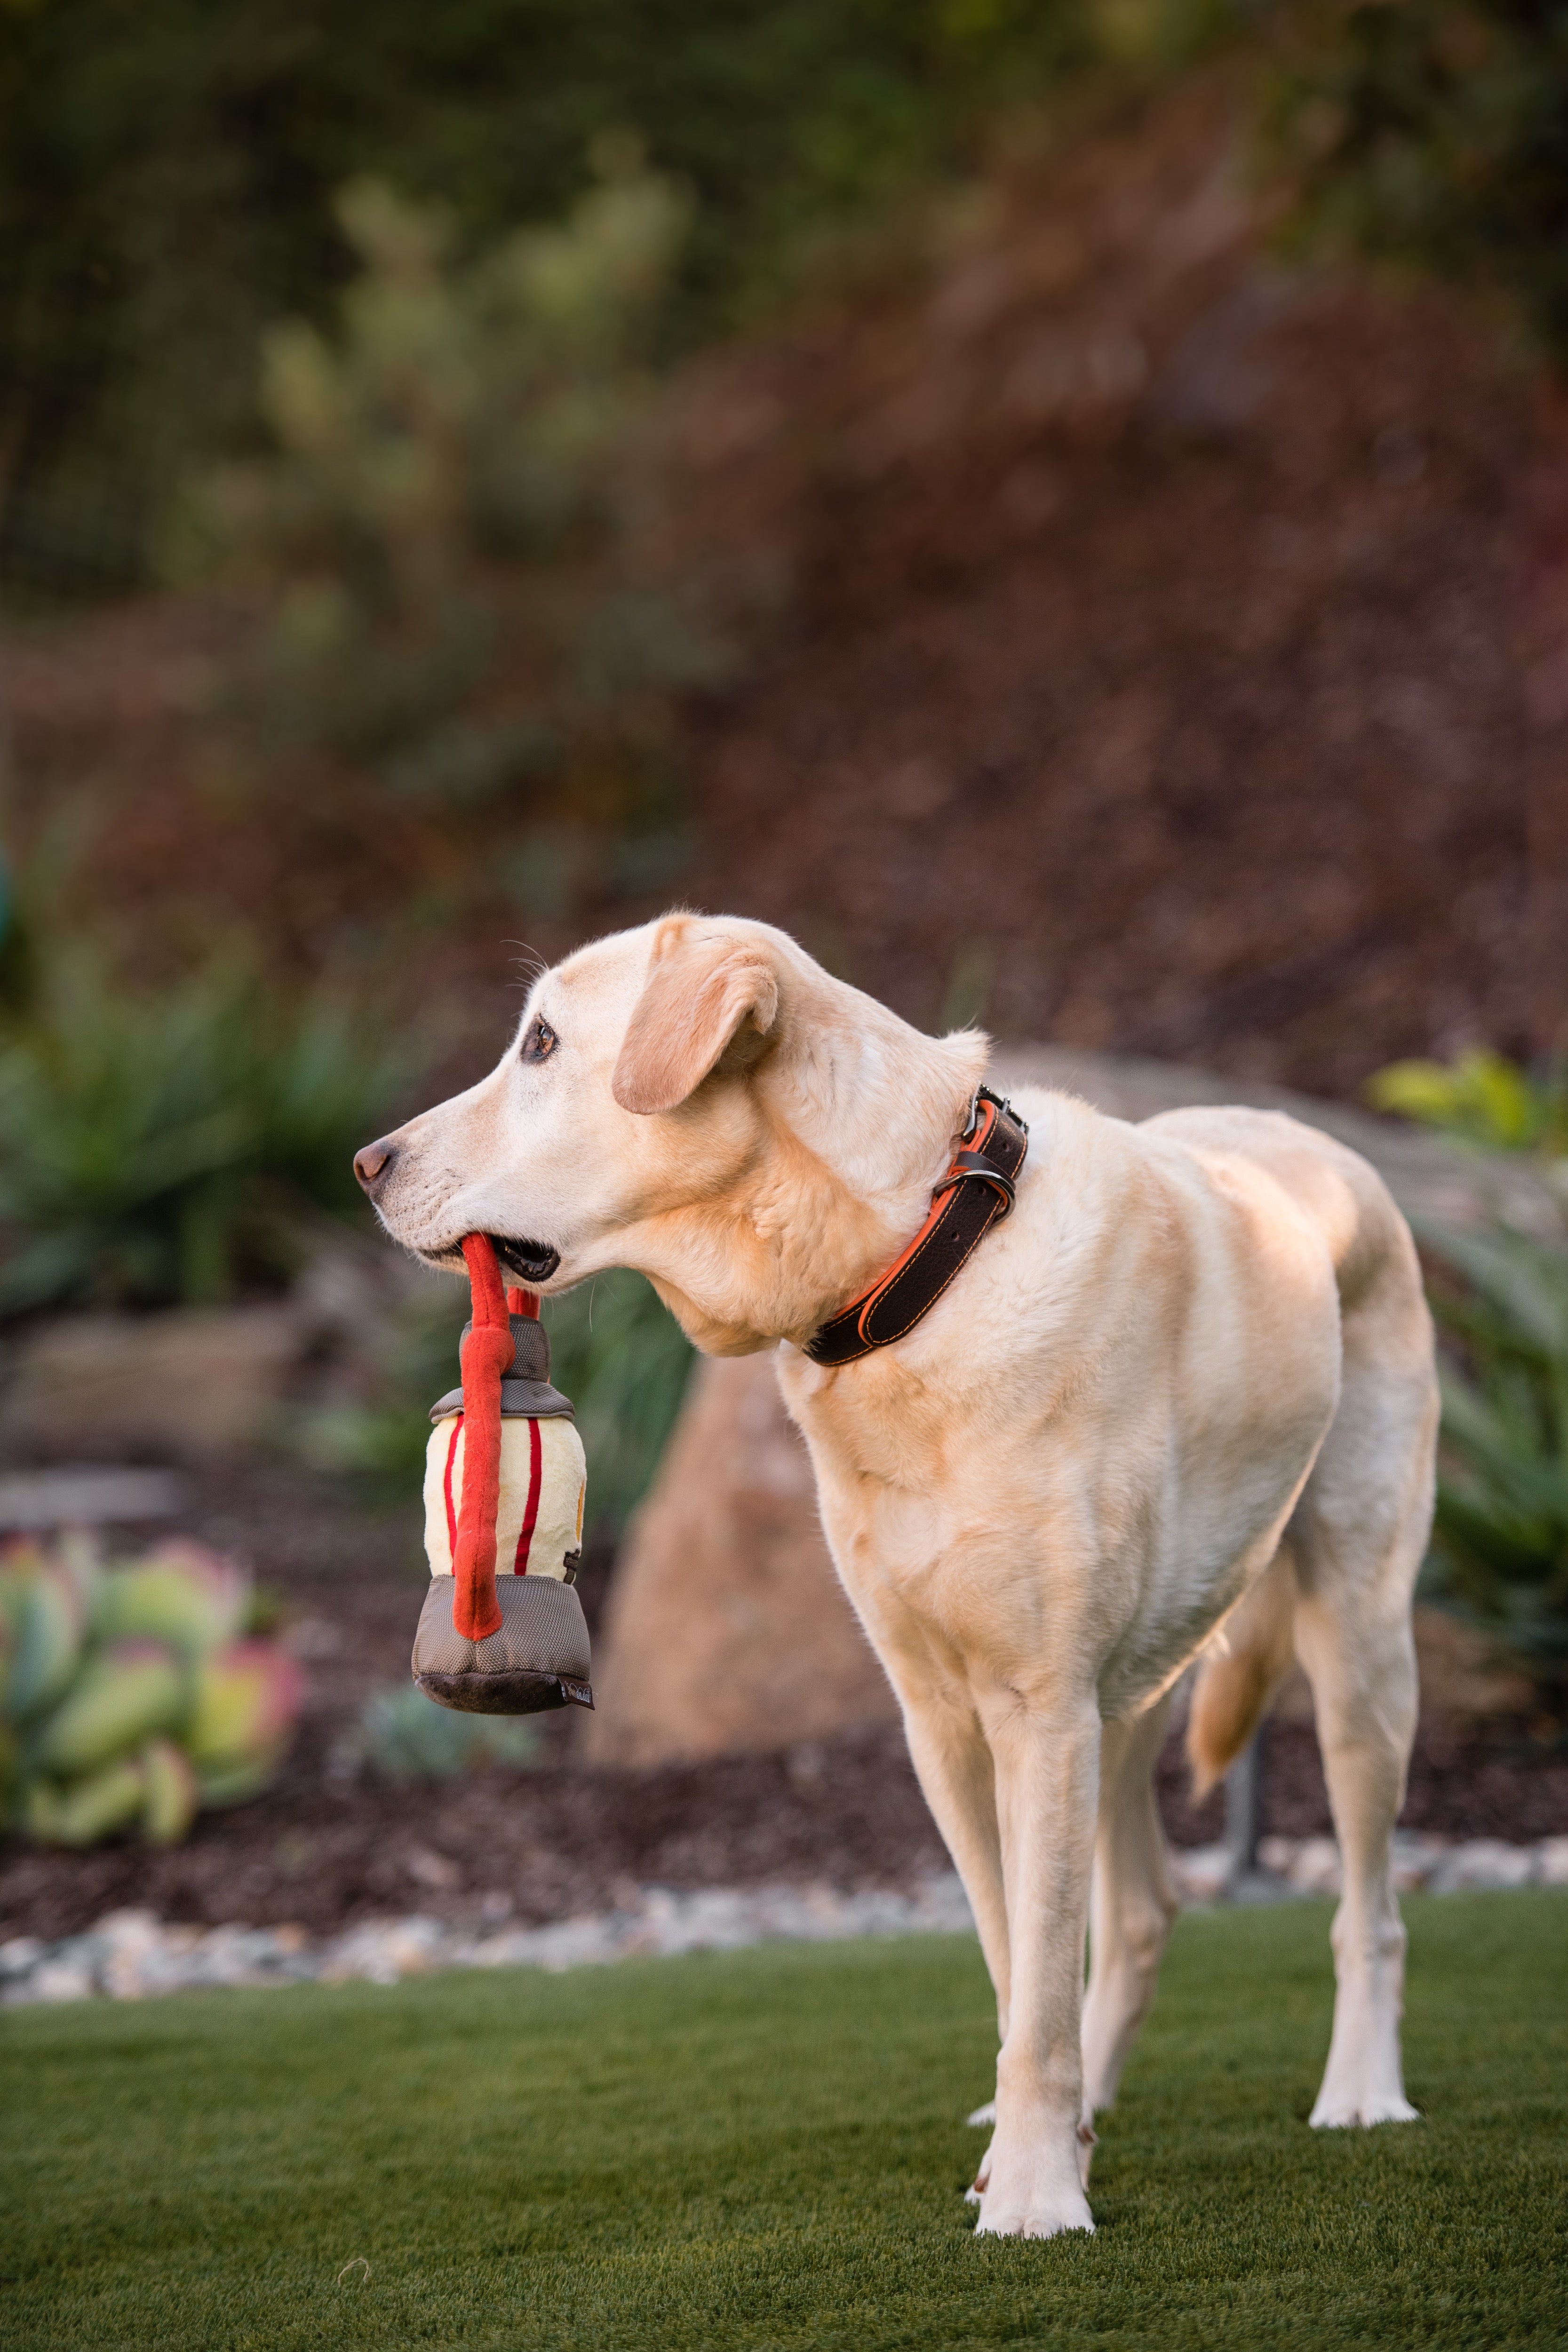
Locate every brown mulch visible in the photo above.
<box><xmin>675</xmin><ymin>69</ymin><xmax>1567</xmax><ymax>1094</ymax></box>
<box><xmin>4</xmin><ymin>1708</ymin><xmax>1563</xmax><ymax>1948</ymax></box>
<box><xmin>1</xmin><ymin>1466</ymin><xmax>1563</xmax><ymax>1945</ymax></box>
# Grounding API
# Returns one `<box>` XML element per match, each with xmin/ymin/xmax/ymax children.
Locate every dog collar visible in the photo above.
<box><xmin>804</xmin><ymin>1085</ymin><xmax>1029</xmax><ymax>1367</ymax></box>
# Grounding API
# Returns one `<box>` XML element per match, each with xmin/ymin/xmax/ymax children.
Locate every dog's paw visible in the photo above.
<box><xmin>1309</xmin><ymin>2090</ymin><xmax>1421</xmax><ymax>2130</ymax></box>
<box><xmin>972</xmin><ymin>2133</ymin><xmax>1094</xmax><ymax>2240</ymax></box>
<box><xmin>966</xmin><ymin>2099</ymin><xmax>996</xmax><ymax>2128</ymax></box>
<box><xmin>974</xmin><ymin>2186</ymin><xmax>1095</xmax><ymax>2240</ymax></box>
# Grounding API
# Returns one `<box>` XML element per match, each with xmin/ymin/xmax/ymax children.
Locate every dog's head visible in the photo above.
<box><xmin>356</xmin><ymin>913</ymin><xmax>987</xmax><ymax>1353</ymax></box>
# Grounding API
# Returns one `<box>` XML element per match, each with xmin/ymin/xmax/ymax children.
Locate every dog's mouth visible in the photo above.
<box><xmin>487</xmin><ymin>1232</ymin><xmax>562</xmax><ymax>1286</ymax></box>
<box><xmin>422</xmin><ymin>1230</ymin><xmax>562</xmax><ymax>1285</ymax></box>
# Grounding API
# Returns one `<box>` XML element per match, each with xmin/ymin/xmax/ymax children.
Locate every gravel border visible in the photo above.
<box><xmin>3</xmin><ymin>1834</ymin><xmax>1565</xmax><ymax>2007</ymax></box>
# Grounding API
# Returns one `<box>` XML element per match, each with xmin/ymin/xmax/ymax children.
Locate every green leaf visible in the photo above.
<box><xmin>31</xmin><ymin>1642</ymin><xmax>187</xmax><ymax>1777</ymax></box>
<box><xmin>25</xmin><ymin>1758</ymin><xmax>147</xmax><ymax>1847</ymax></box>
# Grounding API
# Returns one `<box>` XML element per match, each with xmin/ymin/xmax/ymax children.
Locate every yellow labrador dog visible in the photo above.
<box><xmin>356</xmin><ymin>912</ymin><xmax>1437</xmax><ymax>2238</ymax></box>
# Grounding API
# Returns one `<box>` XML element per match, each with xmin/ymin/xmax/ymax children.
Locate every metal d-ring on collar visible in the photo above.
<box><xmin>804</xmin><ymin>1084</ymin><xmax>1029</xmax><ymax>1368</ymax></box>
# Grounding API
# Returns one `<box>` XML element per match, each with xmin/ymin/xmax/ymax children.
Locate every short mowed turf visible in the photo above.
<box><xmin>1</xmin><ymin>1893</ymin><xmax>1564</xmax><ymax>2352</ymax></box>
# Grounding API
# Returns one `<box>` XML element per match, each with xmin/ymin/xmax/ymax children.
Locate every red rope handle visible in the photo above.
<box><xmin>452</xmin><ymin>1234</ymin><xmax>513</xmax><ymax>1640</ymax></box>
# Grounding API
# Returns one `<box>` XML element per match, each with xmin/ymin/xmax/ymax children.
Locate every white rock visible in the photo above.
<box><xmin>1426</xmin><ymin>1840</ymin><xmax>1537</xmax><ymax>1894</ymax></box>
<box><xmin>31</xmin><ymin>1961</ymin><xmax>95</xmax><ymax>2002</ymax></box>
<box><xmin>1285</xmin><ymin>1837</ymin><xmax>1342</xmax><ymax>1897</ymax></box>
<box><xmin>1535</xmin><ymin>1835</ymin><xmax>1568</xmax><ymax>1888</ymax></box>
<box><xmin>1169</xmin><ymin>1844</ymin><xmax>1234</xmax><ymax>1903</ymax></box>
<box><xmin>518</xmin><ymin>1915</ymin><xmax>623</xmax><ymax>1972</ymax></box>
<box><xmin>1390</xmin><ymin>1831</ymin><xmax>1448</xmax><ymax>1892</ymax></box>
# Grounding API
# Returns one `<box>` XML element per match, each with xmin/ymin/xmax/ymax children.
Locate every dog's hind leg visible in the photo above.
<box><xmin>1081</xmin><ymin>1692</ymin><xmax>1178</xmax><ymax>2125</ymax></box>
<box><xmin>1291</xmin><ymin>1255</ymin><xmax>1437</xmax><ymax>2129</ymax></box>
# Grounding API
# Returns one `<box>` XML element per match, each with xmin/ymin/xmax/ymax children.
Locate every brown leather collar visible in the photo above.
<box><xmin>804</xmin><ymin>1085</ymin><xmax>1029</xmax><ymax>1367</ymax></box>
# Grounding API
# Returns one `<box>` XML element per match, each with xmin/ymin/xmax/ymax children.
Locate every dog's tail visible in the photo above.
<box><xmin>1186</xmin><ymin>1549</ymin><xmax>1298</xmax><ymax>1796</ymax></box>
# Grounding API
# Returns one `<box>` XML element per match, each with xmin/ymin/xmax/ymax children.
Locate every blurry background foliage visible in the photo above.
<box><xmin>356</xmin><ymin>1679</ymin><xmax>541</xmax><ymax>1782</ymax></box>
<box><xmin>1268</xmin><ymin>0</ymin><xmax>1568</xmax><ymax>367</ymax></box>
<box><xmin>1368</xmin><ymin>1049</ymin><xmax>1568</xmax><ymax>1157</ymax></box>
<box><xmin>0</xmin><ymin>1535</ymin><xmax>303</xmax><ymax>1847</ymax></box>
<box><xmin>0</xmin><ymin>875</ymin><xmax>692</xmax><ymax>1541</ymax></box>
<box><xmin>4</xmin><ymin>0</ymin><xmax>1561</xmax><ymax>593</ymax></box>
<box><xmin>1417</xmin><ymin>1221</ymin><xmax>1568</xmax><ymax>1706</ymax></box>
<box><xmin>0</xmin><ymin>943</ymin><xmax>414</xmax><ymax>1313</ymax></box>
<box><xmin>189</xmin><ymin>149</ymin><xmax>746</xmax><ymax>825</ymax></box>
<box><xmin>0</xmin><ymin>0</ymin><xmax>1111</xmax><ymax>600</ymax></box>
<box><xmin>1367</xmin><ymin>1049</ymin><xmax>1568</xmax><ymax>1704</ymax></box>
<box><xmin>304</xmin><ymin>1266</ymin><xmax>693</xmax><ymax>1546</ymax></box>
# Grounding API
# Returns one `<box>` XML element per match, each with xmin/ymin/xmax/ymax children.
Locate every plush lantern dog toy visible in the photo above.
<box><xmin>411</xmin><ymin>1233</ymin><xmax>594</xmax><ymax>1714</ymax></box>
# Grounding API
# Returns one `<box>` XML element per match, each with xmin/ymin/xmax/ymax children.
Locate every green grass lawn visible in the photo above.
<box><xmin>2</xmin><ymin>1892</ymin><xmax>1565</xmax><ymax>2352</ymax></box>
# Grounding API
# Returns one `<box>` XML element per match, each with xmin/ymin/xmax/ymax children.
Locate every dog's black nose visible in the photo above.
<box><xmin>354</xmin><ymin>1137</ymin><xmax>396</xmax><ymax>1192</ymax></box>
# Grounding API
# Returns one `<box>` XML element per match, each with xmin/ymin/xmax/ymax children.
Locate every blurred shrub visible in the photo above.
<box><xmin>302</xmin><ymin>1267</ymin><xmax>692</xmax><ymax>1540</ymax></box>
<box><xmin>1269</xmin><ymin>0</ymin><xmax>1568</xmax><ymax>367</ymax></box>
<box><xmin>546</xmin><ymin>1270</ymin><xmax>696</xmax><ymax>1534</ymax></box>
<box><xmin>0</xmin><ymin>852</ymin><xmax>35</xmax><ymax>1017</ymax></box>
<box><xmin>189</xmin><ymin>149</ymin><xmax>741</xmax><ymax>826</ymax></box>
<box><xmin>1368</xmin><ymin>1049</ymin><xmax>1568</xmax><ymax>1155</ymax></box>
<box><xmin>1418</xmin><ymin>1220</ymin><xmax>1568</xmax><ymax>1704</ymax></box>
<box><xmin>0</xmin><ymin>949</ymin><xmax>410</xmax><ymax>1313</ymax></box>
<box><xmin>358</xmin><ymin>1680</ymin><xmax>539</xmax><ymax>1781</ymax></box>
<box><xmin>0</xmin><ymin>1535</ymin><xmax>304</xmax><ymax>1845</ymax></box>
<box><xmin>0</xmin><ymin>0</ymin><xmax>1075</xmax><ymax>596</ymax></box>
<box><xmin>1373</xmin><ymin>1047</ymin><xmax>1568</xmax><ymax>1695</ymax></box>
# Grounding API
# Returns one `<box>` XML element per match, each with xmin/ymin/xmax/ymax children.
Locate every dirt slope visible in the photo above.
<box><xmin>675</xmin><ymin>67</ymin><xmax>1562</xmax><ymax>1093</ymax></box>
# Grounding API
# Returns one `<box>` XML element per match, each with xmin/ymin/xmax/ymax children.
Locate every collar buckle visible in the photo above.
<box><xmin>964</xmin><ymin>1082</ymin><xmax>1028</xmax><ymax>1145</ymax></box>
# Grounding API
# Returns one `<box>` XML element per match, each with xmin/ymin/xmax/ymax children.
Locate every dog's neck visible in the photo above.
<box><xmin>630</xmin><ymin>979</ymin><xmax>989</xmax><ymax>1355</ymax></box>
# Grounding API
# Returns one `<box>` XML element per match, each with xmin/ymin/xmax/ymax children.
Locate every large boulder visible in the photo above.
<box><xmin>581</xmin><ymin>1351</ymin><xmax>898</xmax><ymax>1767</ymax></box>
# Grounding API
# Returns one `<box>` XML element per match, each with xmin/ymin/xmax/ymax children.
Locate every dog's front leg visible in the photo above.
<box><xmin>892</xmin><ymin>1684</ymin><xmax>1012</xmax><ymax>2199</ymax></box>
<box><xmin>897</xmin><ymin>1689</ymin><xmax>1011</xmax><ymax>2034</ymax></box>
<box><xmin>973</xmin><ymin>1689</ymin><xmax>1100</xmax><ymax>2239</ymax></box>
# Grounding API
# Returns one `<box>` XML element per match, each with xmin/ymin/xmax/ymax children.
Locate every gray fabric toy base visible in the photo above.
<box><xmin>428</xmin><ymin>1378</ymin><xmax>575</xmax><ymax>1422</ymax></box>
<box><xmin>430</xmin><ymin>1317</ymin><xmax>576</xmax><ymax>1422</ymax></box>
<box><xmin>412</xmin><ymin>1574</ymin><xmax>593</xmax><ymax>1716</ymax></box>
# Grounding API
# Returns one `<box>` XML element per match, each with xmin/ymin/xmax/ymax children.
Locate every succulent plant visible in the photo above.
<box><xmin>92</xmin><ymin>1542</ymin><xmax>248</xmax><ymax>1656</ymax></box>
<box><xmin>185</xmin><ymin>1640</ymin><xmax>305</xmax><ymax>1805</ymax></box>
<box><xmin>0</xmin><ymin>1549</ymin><xmax>91</xmax><ymax>1723</ymax></box>
<box><xmin>31</xmin><ymin>1639</ymin><xmax>187</xmax><ymax>1777</ymax></box>
<box><xmin>0</xmin><ymin>1535</ymin><xmax>305</xmax><ymax>1847</ymax></box>
<box><xmin>358</xmin><ymin>1680</ymin><xmax>539</xmax><ymax>1781</ymax></box>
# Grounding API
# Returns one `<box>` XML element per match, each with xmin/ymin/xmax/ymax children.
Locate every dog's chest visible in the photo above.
<box><xmin>777</xmin><ymin>1347</ymin><xmax>955</xmax><ymax>1493</ymax></box>
<box><xmin>775</xmin><ymin>1351</ymin><xmax>1036</xmax><ymax>1601</ymax></box>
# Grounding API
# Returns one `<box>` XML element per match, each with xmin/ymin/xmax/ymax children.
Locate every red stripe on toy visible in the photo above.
<box><xmin>452</xmin><ymin>1234</ymin><xmax>511</xmax><ymax>1641</ymax></box>
<box><xmin>512</xmin><ymin>1416</ymin><xmax>544</xmax><ymax>1573</ymax></box>
<box><xmin>443</xmin><ymin>1414</ymin><xmax>463</xmax><ymax>1557</ymax></box>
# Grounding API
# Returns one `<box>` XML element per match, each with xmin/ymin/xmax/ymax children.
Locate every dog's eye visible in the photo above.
<box><xmin>520</xmin><ymin>1017</ymin><xmax>557</xmax><ymax>1065</ymax></box>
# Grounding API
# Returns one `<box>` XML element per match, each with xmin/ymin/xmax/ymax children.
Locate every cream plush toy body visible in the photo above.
<box><xmin>410</xmin><ymin>1234</ymin><xmax>594</xmax><ymax>1714</ymax></box>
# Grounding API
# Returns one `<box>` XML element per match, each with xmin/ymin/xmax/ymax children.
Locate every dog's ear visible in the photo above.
<box><xmin>613</xmin><ymin>925</ymin><xmax>780</xmax><ymax>1115</ymax></box>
